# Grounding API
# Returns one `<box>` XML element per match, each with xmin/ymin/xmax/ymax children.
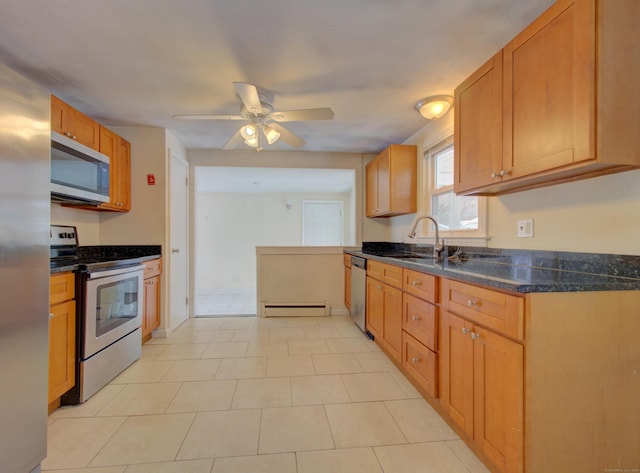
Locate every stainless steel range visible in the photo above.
<box><xmin>51</xmin><ymin>225</ymin><xmax>144</xmax><ymax>404</ymax></box>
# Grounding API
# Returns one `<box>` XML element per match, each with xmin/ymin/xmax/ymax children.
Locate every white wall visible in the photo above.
<box><xmin>196</xmin><ymin>191</ymin><xmax>350</xmax><ymax>293</ymax></box>
<box><xmin>100</xmin><ymin>126</ymin><xmax>166</xmax><ymax>246</ymax></box>
<box><xmin>51</xmin><ymin>203</ymin><xmax>100</xmax><ymax>245</ymax></box>
<box><xmin>391</xmin><ymin>111</ymin><xmax>640</xmax><ymax>256</ymax></box>
<box><xmin>189</xmin><ymin>149</ymin><xmax>388</xmax><ymax>244</ymax></box>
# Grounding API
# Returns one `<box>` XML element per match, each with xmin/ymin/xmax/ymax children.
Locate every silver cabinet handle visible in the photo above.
<box><xmin>411</xmin><ymin>280</ymin><xmax>420</xmax><ymax>286</ymax></box>
<box><xmin>470</xmin><ymin>332</ymin><xmax>480</xmax><ymax>340</ymax></box>
<box><xmin>467</xmin><ymin>299</ymin><xmax>478</xmax><ymax>307</ymax></box>
<box><xmin>412</xmin><ymin>316</ymin><xmax>420</xmax><ymax>321</ymax></box>
<box><xmin>49</xmin><ymin>313</ymin><xmax>54</xmax><ymax>319</ymax></box>
<box><xmin>490</xmin><ymin>172</ymin><xmax>498</xmax><ymax>178</ymax></box>
<box><xmin>461</xmin><ymin>327</ymin><xmax>469</xmax><ymax>335</ymax></box>
<box><xmin>411</xmin><ymin>357</ymin><xmax>420</xmax><ymax>363</ymax></box>
<box><xmin>499</xmin><ymin>169</ymin><xmax>511</xmax><ymax>177</ymax></box>
<box><xmin>171</xmin><ymin>248</ymin><xmax>180</xmax><ymax>254</ymax></box>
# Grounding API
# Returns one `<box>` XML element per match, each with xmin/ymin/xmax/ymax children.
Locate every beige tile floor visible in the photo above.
<box><xmin>44</xmin><ymin>315</ymin><xmax>490</xmax><ymax>473</ymax></box>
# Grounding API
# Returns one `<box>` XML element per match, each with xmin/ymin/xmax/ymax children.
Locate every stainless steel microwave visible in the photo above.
<box><xmin>51</xmin><ymin>131</ymin><xmax>110</xmax><ymax>204</ymax></box>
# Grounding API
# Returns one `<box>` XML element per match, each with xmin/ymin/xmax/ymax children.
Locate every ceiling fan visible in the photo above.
<box><xmin>173</xmin><ymin>82</ymin><xmax>334</xmax><ymax>151</ymax></box>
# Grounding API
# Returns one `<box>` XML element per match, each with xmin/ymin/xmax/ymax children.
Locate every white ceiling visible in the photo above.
<box><xmin>195</xmin><ymin>167</ymin><xmax>355</xmax><ymax>193</ymax></box>
<box><xmin>0</xmin><ymin>0</ymin><xmax>553</xmax><ymax>154</ymax></box>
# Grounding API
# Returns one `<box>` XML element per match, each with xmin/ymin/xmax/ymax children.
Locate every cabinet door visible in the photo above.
<box><xmin>143</xmin><ymin>275</ymin><xmax>160</xmax><ymax>342</ymax></box>
<box><xmin>473</xmin><ymin>325</ymin><xmax>523</xmax><ymax>473</ymax></box>
<box><xmin>454</xmin><ymin>51</ymin><xmax>504</xmax><ymax>194</ymax></box>
<box><xmin>366</xmin><ymin>277</ymin><xmax>383</xmax><ymax>339</ymax></box>
<box><xmin>382</xmin><ymin>283</ymin><xmax>402</xmax><ymax>362</ymax></box>
<box><xmin>48</xmin><ymin>300</ymin><xmax>76</xmax><ymax>403</ymax></box>
<box><xmin>98</xmin><ymin>127</ymin><xmax>131</xmax><ymax>211</ymax></box>
<box><xmin>115</xmin><ymin>136</ymin><xmax>131</xmax><ymax>210</ymax></box>
<box><xmin>439</xmin><ymin>311</ymin><xmax>474</xmax><ymax>437</ymax></box>
<box><xmin>376</xmin><ymin>149</ymin><xmax>391</xmax><ymax>214</ymax></box>
<box><xmin>503</xmin><ymin>0</ymin><xmax>595</xmax><ymax>179</ymax></box>
<box><xmin>365</xmin><ymin>159</ymin><xmax>378</xmax><ymax>217</ymax></box>
<box><xmin>51</xmin><ymin>95</ymin><xmax>100</xmax><ymax>150</ymax></box>
<box><xmin>50</xmin><ymin>94</ymin><xmax>66</xmax><ymax>135</ymax></box>
<box><xmin>344</xmin><ymin>265</ymin><xmax>351</xmax><ymax>310</ymax></box>
<box><xmin>68</xmin><ymin>107</ymin><xmax>100</xmax><ymax>150</ymax></box>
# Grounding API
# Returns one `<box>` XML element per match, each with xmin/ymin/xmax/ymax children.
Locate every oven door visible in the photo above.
<box><xmin>83</xmin><ymin>264</ymin><xmax>144</xmax><ymax>359</ymax></box>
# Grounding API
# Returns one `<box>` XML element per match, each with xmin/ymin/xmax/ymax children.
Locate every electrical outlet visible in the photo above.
<box><xmin>517</xmin><ymin>219</ymin><xmax>534</xmax><ymax>238</ymax></box>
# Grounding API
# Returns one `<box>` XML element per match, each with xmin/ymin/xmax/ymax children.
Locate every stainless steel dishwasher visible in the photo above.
<box><xmin>350</xmin><ymin>256</ymin><xmax>368</xmax><ymax>335</ymax></box>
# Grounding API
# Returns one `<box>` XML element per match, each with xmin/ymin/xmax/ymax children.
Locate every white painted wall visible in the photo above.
<box><xmin>196</xmin><ymin>191</ymin><xmax>350</xmax><ymax>294</ymax></box>
<box><xmin>391</xmin><ymin>111</ymin><xmax>640</xmax><ymax>256</ymax></box>
<box><xmin>51</xmin><ymin>203</ymin><xmax>100</xmax><ymax>245</ymax></box>
<box><xmin>100</xmin><ymin>126</ymin><xmax>172</xmax><ymax>334</ymax></box>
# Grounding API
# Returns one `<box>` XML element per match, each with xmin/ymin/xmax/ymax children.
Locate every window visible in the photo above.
<box><xmin>418</xmin><ymin>136</ymin><xmax>486</xmax><ymax>239</ymax></box>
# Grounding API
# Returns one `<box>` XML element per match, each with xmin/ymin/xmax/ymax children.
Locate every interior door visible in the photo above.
<box><xmin>302</xmin><ymin>200</ymin><xmax>343</xmax><ymax>246</ymax></box>
<box><xmin>169</xmin><ymin>151</ymin><xmax>189</xmax><ymax>330</ymax></box>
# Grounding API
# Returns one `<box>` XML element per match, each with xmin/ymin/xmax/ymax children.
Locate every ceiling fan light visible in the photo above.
<box><xmin>415</xmin><ymin>95</ymin><xmax>453</xmax><ymax>120</ymax></box>
<box><xmin>263</xmin><ymin>125</ymin><xmax>280</xmax><ymax>145</ymax></box>
<box><xmin>240</xmin><ymin>124</ymin><xmax>257</xmax><ymax>140</ymax></box>
<box><xmin>244</xmin><ymin>135</ymin><xmax>259</xmax><ymax>147</ymax></box>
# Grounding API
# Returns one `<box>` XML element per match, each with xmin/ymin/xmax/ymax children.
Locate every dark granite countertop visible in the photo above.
<box><xmin>50</xmin><ymin>245</ymin><xmax>162</xmax><ymax>274</ymax></box>
<box><xmin>346</xmin><ymin>243</ymin><xmax>640</xmax><ymax>293</ymax></box>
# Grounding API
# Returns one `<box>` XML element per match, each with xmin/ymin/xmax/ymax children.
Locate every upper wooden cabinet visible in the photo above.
<box><xmin>51</xmin><ymin>95</ymin><xmax>100</xmax><ymax>150</ymax></box>
<box><xmin>454</xmin><ymin>52</ymin><xmax>504</xmax><ymax>194</ymax></box>
<box><xmin>98</xmin><ymin>126</ymin><xmax>131</xmax><ymax>211</ymax></box>
<box><xmin>366</xmin><ymin>144</ymin><xmax>417</xmax><ymax>217</ymax></box>
<box><xmin>55</xmin><ymin>94</ymin><xmax>133</xmax><ymax>212</ymax></box>
<box><xmin>455</xmin><ymin>0</ymin><xmax>640</xmax><ymax>195</ymax></box>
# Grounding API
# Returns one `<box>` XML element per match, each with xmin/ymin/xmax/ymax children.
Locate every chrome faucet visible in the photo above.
<box><xmin>407</xmin><ymin>215</ymin><xmax>445</xmax><ymax>260</ymax></box>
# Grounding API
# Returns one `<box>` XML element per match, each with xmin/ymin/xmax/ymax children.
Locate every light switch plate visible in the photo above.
<box><xmin>517</xmin><ymin>219</ymin><xmax>534</xmax><ymax>238</ymax></box>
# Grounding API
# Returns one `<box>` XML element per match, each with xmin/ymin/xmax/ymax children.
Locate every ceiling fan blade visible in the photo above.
<box><xmin>233</xmin><ymin>82</ymin><xmax>263</xmax><ymax>115</ymax></box>
<box><xmin>222</xmin><ymin>128</ymin><xmax>244</xmax><ymax>150</ymax></box>
<box><xmin>269</xmin><ymin>122</ymin><xmax>305</xmax><ymax>148</ymax></box>
<box><xmin>270</xmin><ymin>107</ymin><xmax>334</xmax><ymax>122</ymax></box>
<box><xmin>173</xmin><ymin>114</ymin><xmax>245</xmax><ymax>120</ymax></box>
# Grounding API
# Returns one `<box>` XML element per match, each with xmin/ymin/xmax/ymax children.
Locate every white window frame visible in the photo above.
<box><xmin>413</xmin><ymin>135</ymin><xmax>487</xmax><ymax>242</ymax></box>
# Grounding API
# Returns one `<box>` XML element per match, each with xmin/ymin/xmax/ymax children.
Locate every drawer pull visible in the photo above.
<box><xmin>411</xmin><ymin>316</ymin><xmax>420</xmax><ymax>321</ymax></box>
<box><xmin>411</xmin><ymin>280</ymin><xmax>421</xmax><ymax>286</ymax></box>
<box><xmin>470</xmin><ymin>332</ymin><xmax>480</xmax><ymax>340</ymax></box>
<box><xmin>49</xmin><ymin>313</ymin><xmax>54</xmax><ymax>319</ymax></box>
<box><xmin>461</xmin><ymin>327</ymin><xmax>469</xmax><ymax>335</ymax></box>
<box><xmin>411</xmin><ymin>357</ymin><xmax>420</xmax><ymax>364</ymax></box>
<box><xmin>467</xmin><ymin>299</ymin><xmax>478</xmax><ymax>307</ymax></box>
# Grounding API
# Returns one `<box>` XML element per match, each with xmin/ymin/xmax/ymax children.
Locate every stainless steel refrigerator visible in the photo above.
<box><xmin>0</xmin><ymin>62</ymin><xmax>50</xmax><ymax>472</ymax></box>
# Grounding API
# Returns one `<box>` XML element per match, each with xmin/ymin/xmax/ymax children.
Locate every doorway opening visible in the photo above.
<box><xmin>194</xmin><ymin>166</ymin><xmax>355</xmax><ymax>317</ymax></box>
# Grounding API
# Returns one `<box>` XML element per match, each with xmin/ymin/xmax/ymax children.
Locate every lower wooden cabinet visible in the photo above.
<box><xmin>365</xmin><ymin>275</ymin><xmax>402</xmax><ymax>362</ymax></box>
<box><xmin>48</xmin><ymin>272</ymin><xmax>76</xmax><ymax>409</ymax></box>
<box><xmin>360</xmin><ymin>255</ymin><xmax>640</xmax><ymax>473</ymax></box>
<box><xmin>344</xmin><ymin>254</ymin><xmax>351</xmax><ymax>311</ymax></box>
<box><xmin>401</xmin><ymin>292</ymin><xmax>439</xmax><ymax>398</ymax></box>
<box><xmin>142</xmin><ymin>259</ymin><xmax>162</xmax><ymax>343</ymax></box>
<box><xmin>402</xmin><ymin>331</ymin><xmax>437</xmax><ymax>398</ymax></box>
<box><xmin>440</xmin><ymin>310</ymin><xmax>523</xmax><ymax>473</ymax></box>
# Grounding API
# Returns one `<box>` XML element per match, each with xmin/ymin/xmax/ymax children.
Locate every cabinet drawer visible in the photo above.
<box><xmin>367</xmin><ymin>260</ymin><xmax>403</xmax><ymax>288</ymax></box>
<box><xmin>50</xmin><ymin>272</ymin><xmax>75</xmax><ymax>305</ymax></box>
<box><xmin>403</xmin><ymin>293</ymin><xmax>437</xmax><ymax>351</ymax></box>
<box><xmin>343</xmin><ymin>253</ymin><xmax>352</xmax><ymax>268</ymax></box>
<box><xmin>402</xmin><ymin>331</ymin><xmax>437</xmax><ymax>398</ymax></box>
<box><xmin>144</xmin><ymin>258</ymin><xmax>162</xmax><ymax>279</ymax></box>
<box><xmin>441</xmin><ymin>279</ymin><xmax>523</xmax><ymax>340</ymax></box>
<box><xmin>403</xmin><ymin>269</ymin><xmax>437</xmax><ymax>303</ymax></box>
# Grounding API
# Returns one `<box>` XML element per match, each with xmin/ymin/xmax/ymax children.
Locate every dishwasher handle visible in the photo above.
<box><xmin>351</xmin><ymin>256</ymin><xmax>367</xmax><ymax>270</ymax></box>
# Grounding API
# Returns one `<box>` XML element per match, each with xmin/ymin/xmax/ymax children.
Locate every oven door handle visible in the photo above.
<box><xmin>87</xmin><ymin>263</ymin><xmax>146</xmax><ymax>279</ymax></box>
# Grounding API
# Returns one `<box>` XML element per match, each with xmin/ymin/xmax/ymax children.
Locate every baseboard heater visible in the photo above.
<box><xmin>260</xmin><ymin>302</ymin><xmax>330</xmax><ymax>317</ymax></box>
